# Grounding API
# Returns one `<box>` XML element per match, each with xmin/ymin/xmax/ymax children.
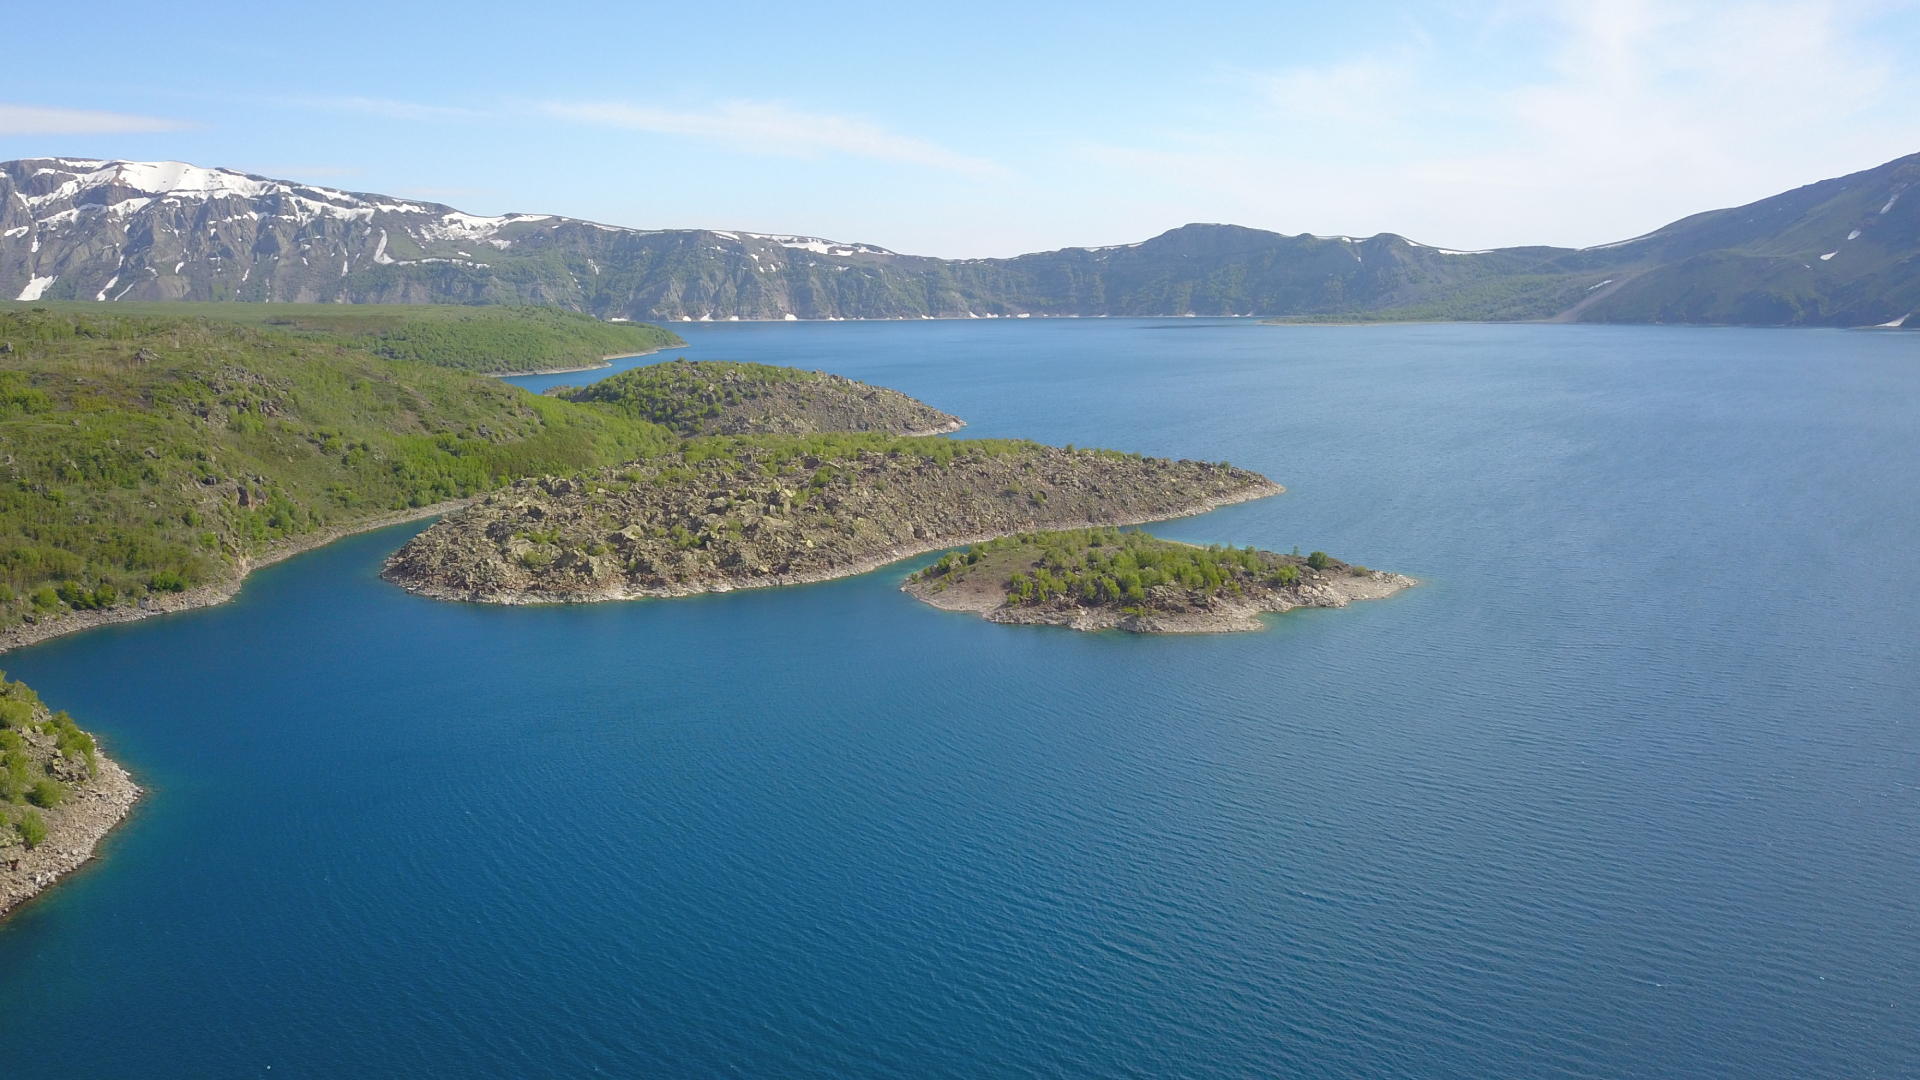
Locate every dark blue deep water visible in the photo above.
<box><xmin>2</xmin><ymin>321</ymin><xmax>1917</xmax><ymax>1078</ymax></box>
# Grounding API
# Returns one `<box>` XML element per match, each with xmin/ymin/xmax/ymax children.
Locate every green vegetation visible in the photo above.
<box><xmin>15</xmin><ymin>808</ymin><xmax>46</xmax><ymax>849</ymax></box>
<box><xmin>1261</xmin><ymin>273</ymin><xmax>1603</xmax><ymax>324</ymax></box>
<box><xmin>5</xmin><ymin>302</ymin><xmax>684</xmax><ymax>375</ymax></box>
<box><xmin>0</xmin><ymin>307</ymin><xmax>683</xmax><ymax>624</ymax></box>
<box><xmin>915</xmin><ymin>527</ymin><xmax>1310</xmax><ymax>611</ymax></box>
<box><xmin>0</xmin><ymin>673</ymin><xmax>92</xmax><ymax>822</ymax></box>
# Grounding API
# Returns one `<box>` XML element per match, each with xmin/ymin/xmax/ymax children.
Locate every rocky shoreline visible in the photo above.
<box><xmin>902</xmin><ymin>529</ymin><xmax>1414</xmax><ymax>633</ymax></box>
<box><xmin>383</xmin><ymin>444</ymin><xmax>1281</xmax><ymax>604</ymax></box>
<box><xmin>910</xmin><ymin>566</ymin><xmax>1415</xmax><ymax>632</ymax></box>
<box><xmin>0</xmin><ymin>751</ymin><xmax>140</xmax><ymax>920</ymax></box>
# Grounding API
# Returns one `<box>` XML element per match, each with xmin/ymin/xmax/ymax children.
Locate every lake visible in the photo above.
<box><xmin>1</xmin><ymin>320</ymin><xmax>1915</xmax><ymax>1078</ymax></box>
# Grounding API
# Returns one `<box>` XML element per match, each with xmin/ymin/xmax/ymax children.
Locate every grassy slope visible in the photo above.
<box><xmin>1</xmin><ymin>302</ymin><xmax>684</xmax><ymax>374</ymax></box>
<box><xmin>0</xmin><ymin>308</ymin><xmax>676</xmax><ymax>625</ymax></box>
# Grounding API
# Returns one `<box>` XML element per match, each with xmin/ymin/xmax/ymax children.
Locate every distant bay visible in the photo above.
<box><xmin>1</xmin><ymin>320</ymin><xmax>1915</xmax><ymax>1079</ymax></box>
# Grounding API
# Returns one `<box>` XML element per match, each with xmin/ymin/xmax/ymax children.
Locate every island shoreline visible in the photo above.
<box><xmin>909</xmin><ymin>565</ymin><xmax>1417</xmax><ymax>633</ymax></box>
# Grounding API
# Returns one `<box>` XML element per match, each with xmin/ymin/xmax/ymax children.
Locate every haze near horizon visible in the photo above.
<box><xmin>3</xmin><ymin>0</ymin><xmax>1919</xmax><ymax>259</ymax></box>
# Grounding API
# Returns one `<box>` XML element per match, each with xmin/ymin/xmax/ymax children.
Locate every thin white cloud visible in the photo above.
<box><xmin>308</xmin><ymin>97</ymin><xmax>486</xmax><ymax>123</ymax></box>
<box><xmin>394</xmin><ymin>186</ymin><xmax>495</xmax><ymax>199</ymax></box>
<box><xmin>539</xmin><ymin>99</ymin><xmax>1000</xmax><ymax>175</ymax></box>
<box><xmin>0</xmin><ymin>102</ymin><xmax>189</xmax><ymax>135</ymax></box>
<box><xmin>1077</xmin><ymin>0</ymin><xmax>1920</xmax><ymax>249</ymax></box>
<box><xmin>1251</xmin><ymin>56</ymin><xmax>1420</xmax><ymax>127</ymax></box>
<box><xmin>239</xmin><ymin>165</ymin><xmax>363</xmax><ymax>180</ymax></box>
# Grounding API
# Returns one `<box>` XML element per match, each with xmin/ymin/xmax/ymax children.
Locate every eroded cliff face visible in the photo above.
<box><xmin>383</xmin><ymin>445</ymin><xmax>1280</xmax><ymax>603</ymax></box>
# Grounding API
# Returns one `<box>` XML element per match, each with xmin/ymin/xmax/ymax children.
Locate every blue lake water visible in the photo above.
<box><xmin>2</xmin><ymin>320</ymin><xmax>1917</xmax><ymax>1078</ymax></box>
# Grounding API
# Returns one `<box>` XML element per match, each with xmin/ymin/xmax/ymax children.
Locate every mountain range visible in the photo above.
<box><xmin>3</xmin><ymin>153</ymin><xmax>1916</xmax><ymax>327</ymax></box>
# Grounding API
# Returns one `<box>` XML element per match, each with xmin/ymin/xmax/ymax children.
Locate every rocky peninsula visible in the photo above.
<box><xmin>905</xmin><ymin>528</ymin><xmax>1414</xmax><ymax>633</ymax></box>
<box><xmin>0</xmin><ymin>673</ymin><xmax>140</xmax><ymax>920</ymax></box>
<box><xmin>383</xmin><ymin>441</ymin><xmax>1280</xmax><ymax>603</ymax></box>
<box><xmin>553</xmin><ymin>359</ymin><xmax>965</xmax><ymax>437</ymax></box>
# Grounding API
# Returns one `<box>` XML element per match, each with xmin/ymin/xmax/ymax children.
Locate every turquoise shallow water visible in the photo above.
<box><xmin>1</xmin><ymin>321</ymin><xmax>1916</xmax><ymax>1078</ymax></box>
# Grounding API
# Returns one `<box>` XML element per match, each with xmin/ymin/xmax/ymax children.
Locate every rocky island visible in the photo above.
<box><xmin>0</xmin><ymin>672</ymin><xmax>139</xmax><ymax>919</ymax></box>
<box><xmin>383</xmin><ymin>440</ymin><xmax>1279</xmax><ymax>603</ymax></box>
<box><xmin>904</xmin><ymin>528</ymin><xmax>1414</xmax><ymax>633</ymax></box>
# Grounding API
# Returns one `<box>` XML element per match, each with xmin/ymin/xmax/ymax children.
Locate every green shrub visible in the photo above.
<box><xmin>51</xmin><ymin>713</ymin><xmax>96</xmax><ymax>774</ymax></box>
<box><xmin>3</xmin><ymin>748</ymin><xmax>29</xmax><ymax>800</ymax></box>
<box><xmin>17</xmin><ymin>808</ymin><xmax>46</xmax><ymax>849</ymax></box>
<box><xmin>0</xmin><ymin>699</ymin><xmax>29</xmax><ymax>729</ymax></box>
<box><xmin>1307</xmin><ymin>551</ymin><xmax>1331</xmax><ymax>570</ymax></box>
<box><xmin>54</xmin><ymin>580</ymin><xmax>118</xmax><ymax>610</ymax></box>
<box><xmin>27</xmin><ymin>778</ymin><xmax>64</xmax><ymax>809</ymax></box>
<box><xmin>148</xmin><ymin>569</ymin><xmax>188</xmax><ymax>592</ymax></box>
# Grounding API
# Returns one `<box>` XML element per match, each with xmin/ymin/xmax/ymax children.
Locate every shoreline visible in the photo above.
<box><xmin>386</xmin><ymin>482</ymin><xmax>1281</xmax><ymax>605</ymax></box>
<box><xmin>0</xmin><ymin>750</ymin><xmax>142</xmax><ymax>921</ymax></box>
<box><xmin>909</xmin><ymin>567</ymin><xmax>1416</xmax><ymax>633</ymax></box>
<box><xmin>0</xmin><ymin>499</ymin><xmax>472</xmax><ymax>657</ymax></box>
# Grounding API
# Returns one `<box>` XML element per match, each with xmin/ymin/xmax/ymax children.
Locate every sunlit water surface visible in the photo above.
<box><xmin>1</xmin><ymin>321</ymin><xmax>1915</xmax><ymax>1078</ymax></box>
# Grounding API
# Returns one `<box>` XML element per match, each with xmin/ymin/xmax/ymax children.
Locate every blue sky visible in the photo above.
<box><xmin>5</xmin><ymin>0</ymin><xmax>1919</xmax><ymax>257</ymax></box>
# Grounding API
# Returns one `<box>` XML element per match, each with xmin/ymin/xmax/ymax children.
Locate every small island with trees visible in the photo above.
<box><xmin>904</xmin><ymin>528</ymin><xmax>1414</xmax><ymax>632</ymax></box>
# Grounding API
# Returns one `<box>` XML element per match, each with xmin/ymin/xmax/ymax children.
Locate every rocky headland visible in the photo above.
<box><xmin>904</xmin><ymin>528</ymin><xmax>1414</xmax><ymax>633</ymax></box>
<box><xmin>383</xmin><ymin>442</ymin><xmax>1280</xmax><ymax>603</ymax></box>
<box><xmin>0</xmin><ymin>673</ymin><xmax>140</xmax><ymax>920</ymax></box>
<box><xmin>554</xmin><ymin>359</ymin><xmax>964</xmax><ymax>437</ymax></box>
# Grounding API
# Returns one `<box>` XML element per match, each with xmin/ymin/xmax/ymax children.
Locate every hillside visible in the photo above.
<box><xmin>4</xmin><ymin>154</ymin><xmax>1916</xmax><ymax>327</ymax></box>
<box><xmin>0</xmin><ymin>307</ymin><xmax>676</xmax><ymax>643</ymax></box>
<box><xmin>382</xmin><ymin>440</ymin><xmax>1279</xmax><ymax>603</ymax></box>
<box><xmin>562</xmin><ymin>359</ymin><xmax>963</xmax><ymax>436</ymax></box>
<box><xmin>0</xmin><ymin>301</ymin><xmax>681</xmax><ymax>376</ymax></box>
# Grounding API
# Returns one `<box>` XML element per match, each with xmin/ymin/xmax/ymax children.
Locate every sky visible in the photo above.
<box><xmin>4</xmin><ymin>0</ymin><xmax>1919</xmax><ymax>258</ymax></box>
